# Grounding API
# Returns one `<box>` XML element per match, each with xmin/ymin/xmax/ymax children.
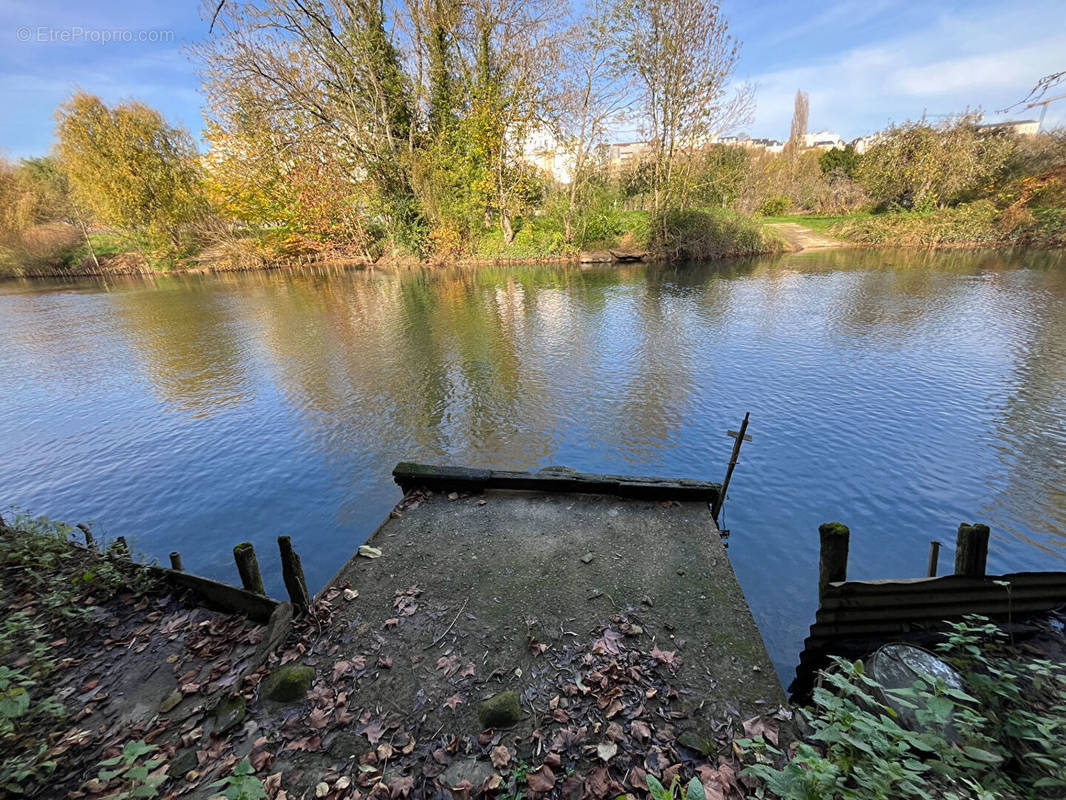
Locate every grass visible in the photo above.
<box><xmin>58</xmin><ymin>232</ymin><xmax>127</xmax><ymax>266</ymax></box>
<box><xmin>759</xmin><ymin>213</ymin><xmax>871</xmax><ymax>236</ymax></box>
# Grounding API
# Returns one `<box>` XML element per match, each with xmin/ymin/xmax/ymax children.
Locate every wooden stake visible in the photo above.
<box><xmin>712</xmin><ymin>412</ymin><xmax>751</xmax><ymax>521</ymax></box>
<box><xmin>927</xmin><ymin>540</ymin><xmax>941</xmax><ymax>577</ymax></box>
<box><xmin>233</xmin><ymin>542</ymin><xmax>265</xmax><ymax>594</ymax></box>
<box><xmin>954</xmin><ymin>523</ymin><xmax>990</xmax><ymax>577</ymax></box>
<box><xmin>818</xmin><ymin>522</ymin><xmax>850</xmax><ymax>601</ymax></box>
<box><xmin>77</xmin><ymin>523</ymin><xmax>94</xmax><ymax>549</ymax></box>
<box><xmin>278</xmin><ymin>536</ymin><xmax>310</xmax><ymax>612</ymax></box>
<box><xmin>169</xmin><ymin>551</ymin><xmax>184</xmax><ymax>572</ymax></box>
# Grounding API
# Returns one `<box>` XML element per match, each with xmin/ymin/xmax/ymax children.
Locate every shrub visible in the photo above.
<box><xmin>758</xmin><ymin>195</ymin><xmax>791</xmax><ymax>216</ymax></box>
<box><xmin>652</xmin><ymin>208</ymin><xmax>783</xmax><ymax>259</ymax></box>
<box><xmin>742</xmin><ymin>616</ymin><xmax>1066</xmax><ymax>799</ymax></box>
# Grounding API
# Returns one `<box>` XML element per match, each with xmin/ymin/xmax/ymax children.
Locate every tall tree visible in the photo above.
<box><xmin>551</xmin><ymin>0</ymin><xmax>630</xmax><ymax>243</ymax></box>
<box><xmin>196</xmin><ymin>0</ymin><xmax>423</xmax><ymax>251</ymax></box>
<box><xmin>618</xmin><ymin>0</ymin><xmax>751</xmax><ymax>240</ymax></box>
<box><xmin>785</xmin><ymin>89</ymin><xmax>809</xmax><ymax>156</ymax></box>
<box><xmin>54</xmin><ymin>92</ymin><xmax>204</xmax><ymax>256</ymax></box>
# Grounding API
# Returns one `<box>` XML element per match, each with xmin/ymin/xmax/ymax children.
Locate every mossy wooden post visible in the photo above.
<box><xmin>233</xmin><ymin>542</ymin><xmax>265</xmax><ymax>594</ymax></box>
<box><xmin>278</xmin><ymin>536</ymin><xmax>310</xmax><ymax>613</ymax></box>
<box><xmin>170</xmin><ymin>551</ymin><xmax>184</xmax><ymax>572</ymax></box>
<box><xmin>954</xmin><ymin>523</ymin><xmax>990</xmax><ymax>577</ymax></box>
<box><xmin>927</xmin><ymin>540</ymin><xmax>941</xmax><ymax>577</ymax></box>
<box><xmin>819</xmin><ymin>522</ymin><xmax>850</xmax><ymax>601</ymax></box>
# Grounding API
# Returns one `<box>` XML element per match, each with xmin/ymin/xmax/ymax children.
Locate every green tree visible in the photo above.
<box><xmin>819</xmin><ymin>144</ymin><xmax>861</xmax><ymax>178</ymax></box>
<box><xmin>54</xmin><ymin>92</ymin><xmax>205</xmax><ymax>258</ymax></box>
<box><xmin>856</xmin><ymin>116</ymin><xmax>1015</xmax><ymax>210</ymax></box>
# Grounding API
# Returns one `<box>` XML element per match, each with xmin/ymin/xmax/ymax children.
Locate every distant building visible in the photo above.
<box><xmin>976</xmin><ymin>119</ymin><xmax>1040</xmax><ymax>137</ymax></box>
<box><xmin>607</xmin><ymin>140</ymin><xmax>653</xmax><ymax>171</ymax></box>
<box><xmin>520</xmin><ymin>128</ymin><xmax>577</xmax><ymax>184</ymax></box>
<box><xmin>803</xmin><ymin>130</ymin><xmax>844</xmax><ymax>150</ymax></box>
<box><xmin>851</xmin><ymin>134</ymin><xmax>884</xmax><ymax>154</ymax></box>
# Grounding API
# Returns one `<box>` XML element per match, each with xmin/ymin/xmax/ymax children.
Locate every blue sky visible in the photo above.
<box><xmin>1</xmin><ymin>0</ymin><xmax>1064</xmax><ymax>159</ymax></box>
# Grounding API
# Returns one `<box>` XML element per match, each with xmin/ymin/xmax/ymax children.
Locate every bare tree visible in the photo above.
<box><xmin>549</xmin><ymin>0</ymin><xmax>631</xmax><ymax>243</ymax></box>
<box><xmin>618</xmin><ymin>0</ymin><xmax>752</xmax><ymax>239</ymax></box>
<box><xmin>786</xmin><ymin>89</ymin><xmax>809</xmax><ymax>154</ymax></box>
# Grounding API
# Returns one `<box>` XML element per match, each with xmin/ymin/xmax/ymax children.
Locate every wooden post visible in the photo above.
<box><xmin>712</xmin><ymin>412</ymin><xmax>751</xmax><ymax>521</ymax></box>
<box><xmin>233</xmin><ymin>542</ymin><xmax>265</xmax><ymax>594</ymax></box>
<box><xmin>927</xmin><ymin>540</ymin><xmax>941</xmax><ymax>578</ymax></box>
<box><xmin>77</xmin><ymin>523</ymin><xmax>94</xmax><ymax>549</ymax></box>
<box><xmin>278</xmin><ymin>536</ymin><xmax>310</xmax><ymax>613</ymax></box>
<box><xmin>169</xmin><ymin>551</ymin><xmax>184</xmax><ymax>572</ymax></box>
<box><xmin>818</xmin><ymin>522</ymin><xmax>850</xmax><ymax>601</ymax></box>
<box><xmin>954</xmin><ymin>523</ymin><xmax>990</xmax><ymax>577</ymax></box>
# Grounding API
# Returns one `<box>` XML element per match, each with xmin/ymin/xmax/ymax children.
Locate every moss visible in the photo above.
<box><xmin>677</xmin><ymin>730</ymin><xmax>717</xmax><ymax>756</ymax></box>
<box><xmin>213</xmin><ymin>695</ymin><xmax>247</xmax><ymax>734</ymax></box>
<box><xmin>263</xmin><ymin>663</ymin><xmax>315</xmax><ymax>702</ymax></box>
<box><xmin>478</xmin><ymin>691</ymin><xmax>521</xmax><ymax>729</ymax></box>
<box><xmin>818</xmin><ymin>521</ymin><xmax>850</xmax><ymax>538</ymax></box>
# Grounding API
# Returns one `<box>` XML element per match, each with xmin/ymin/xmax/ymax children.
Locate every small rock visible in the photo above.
<box><xmin>442</xmin><ymin>758</ymin><xmax>495</xmax><ymax>789</ymax></box>
<box><xmin>478</xmin><ymin>691</ymin><xmax>521</xmax><ymax>729</ymax></box>
<box><xmin>213</xmin><ymin>695</ymin><xmax>247</xmax><ymax>735</ymax></box>
<box><xmin>263</xmin><ymin>664</ymin><xmax>315</xmax><ymax>702</ymax></box>
<box><xmin>641</xmin><ymin>594</ymin><xmax>654</xmax><ymax>607</ymax></box>
<box><xmin>676</xmin><ymin>730</ymin><xmax>716</xmax><ymax>756</ymax></box>
<box><xmin>580</xmin><ymin>553</ymin><xmax>594</xmax><ymax>564</ymax></box>
<box><xmin>159</xmin><ymin>688</ymin><xmax>183</xmax><ymax>714</ymax></box>
<box><xmin>169</xmin><ymin>748</ymin><xmax>198</xmax><ymax>778</ymax></box>
<box><xmin>447</xmin><ymin>492</ymin><xmax>459</xmax><ymax>501</ymax></box>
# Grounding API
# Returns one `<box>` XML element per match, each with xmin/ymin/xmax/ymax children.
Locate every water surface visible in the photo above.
<box><xmin>3</xmin><ymin>248</ymin><xmax>1065</xmax><ymax>682</ymax></box>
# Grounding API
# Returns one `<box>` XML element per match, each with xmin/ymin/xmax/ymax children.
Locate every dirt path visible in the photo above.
<box><xmin>766</xmin><ymin>223</ymin><xmax>847</xmax><ymax>251</ymax></box>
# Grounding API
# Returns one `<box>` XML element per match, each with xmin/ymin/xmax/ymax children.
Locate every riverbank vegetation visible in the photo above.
<box><xmin>0</xmin><ymin>2</ymin><xmax>1064</xmax><ymax>277</ymax></box>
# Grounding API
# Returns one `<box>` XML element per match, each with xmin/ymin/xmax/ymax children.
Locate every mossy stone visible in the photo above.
<box><xmin>213</xmin><ymin>695</ymin><xmax>247</xmax><ymax>735</ymax></box>
<box><xmin>677</xmin><ymin>730</ymin><xmax>716</xmax><ymax>756</ymax></box>
<box><xmin>263</xmin><ymin>664</ymin><xmax>315</xmax><ymax>702</ymax></box>
<box><xmin>478</xmin><ymin>691</ymin><xmax>521</xmax><ymax>729</ymax></box>
<box><xmin>159</xmin><ymin>688</ymin><xmax>183</xmax><ymax>714</ymax></box>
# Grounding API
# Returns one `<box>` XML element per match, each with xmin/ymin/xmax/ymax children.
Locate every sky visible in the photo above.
<box><xmin>1</xmin><ymin>0</ymin><xmax>1064</xmax><ymax>159</ymax></box>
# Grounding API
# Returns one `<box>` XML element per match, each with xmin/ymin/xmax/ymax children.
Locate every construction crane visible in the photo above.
<box><xmin>1027</xmin><ymin>92</ymin><xmax>1066</xmax><ymax>131</ymax></box>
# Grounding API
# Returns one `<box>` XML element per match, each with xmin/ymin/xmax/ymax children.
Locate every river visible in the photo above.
<box><xmin>2</xmin><ymin>247</ymin><xmax>1065</xmax><ymax>682</ymax></box>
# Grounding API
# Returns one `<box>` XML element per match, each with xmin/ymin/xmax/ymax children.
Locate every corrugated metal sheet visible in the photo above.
<box><xmin>790</xmin><ymin>571</ymin><xmax>1066</xmax><ymax>699</ymax></box>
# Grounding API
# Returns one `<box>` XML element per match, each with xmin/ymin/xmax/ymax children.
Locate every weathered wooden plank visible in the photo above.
<box><xmin>152</xmin><ymin>567</ymin><xmax>279</xmax><ymax>622</ymax></box>
<box><xmin>392</xmin><ymin>462</ymin><xmax>721</xmax><ymax>503</ymax></box>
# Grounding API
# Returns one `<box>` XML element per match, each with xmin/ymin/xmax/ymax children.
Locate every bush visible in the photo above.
<box><xmin>652</xmin><ymin>208</ymin><xmax>784</xmax><ymax>259</ymax></box>
<box><xmin>758</xmin><ymin>195</ymin><xmax>791</xmax><ymax>216</ymax></box>
<box><xmin>741</xmin><ymin>616</ymin><xmax>1066</xmax><ymax>799</ymax></box>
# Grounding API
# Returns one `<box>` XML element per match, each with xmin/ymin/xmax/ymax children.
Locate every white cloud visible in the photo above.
<box><xmin>740</xmin><ymin>5</ymin><xmax>1066</xmax><ymax>139</ymax></box>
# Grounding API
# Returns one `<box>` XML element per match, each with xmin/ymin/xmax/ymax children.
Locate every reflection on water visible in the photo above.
<box><xmin>2</xmin><ymin>248</ymin><xmax>1065</xmax><ymax>681</ymax></box>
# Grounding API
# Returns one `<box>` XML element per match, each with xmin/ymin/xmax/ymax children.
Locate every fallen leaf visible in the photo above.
<box><xmin>443</xmin><ymin>694</ymin><xmax>464</xmax><ymax>710</ymax></box>
<box><xmin>343</xmin><ymin>588</ymin><xmax>359</xmax><ymax>601</ymax></box>
<box><xmin>650</xmin><ymin>647</ymin><xmax>677</xmax><ymax>665</ymax></box>
<box><xmin>384</xmin><ymin>618</ymin><xmax>400</xmax><ymax>628</ymax></box>
<box><xmin>390</xmin><ymin>775</ymin><xmax>415</xmax><ymax>798</ymax></box>
<box><xmin>358</xmin><ymin>545</ymin><xmax>383</xmax><ymax>559</ymax></box>
<box><xmin>333</xmin><ymin>660</ymin><xmax>354</xmax><ymax>681</ymax></box>
<box><xmin>316</xmin><ymin>781</ymin><xmax>330</xmax><ymax>797</ymax></box>
<box><xmin>308</xmin><ymin>707</ymin><xmax>330</xmax><ymax>729</ymax></box>
<box><xmin>742</xmin><ymin>716</ymin><xmax>779</xmax><ymax>746</ymax></box>
<box><xmin>526</xmin><ymin>764</ymin><xmax>556</xmax><ymax>793</ymax></box>
<box><xmin>364</xmin><ymin>721</ymin><xmax>386</xmax><ymax>745</ymax></box>
<box><xmin>378</xmin><ymin>656</ymin><xmax>393</xmax><ymax>669</ymax></box>
<box><xmin>596</xmin><ymin>741</ymin><xmax>617</xmax><ymax>762</ymax></box>
<box><xmin>490</xmin><ymin>746</ymin><xmax>511</xmax><ymax>769</ymax></box>
<box><xmin>631</xmin><ymin>719</ymin><xmax>652</xmax><ymax>741</ymax></box>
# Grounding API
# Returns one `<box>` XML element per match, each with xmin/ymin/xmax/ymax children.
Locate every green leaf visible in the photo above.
<box><xmin>685</xmin><ymin>777</ymin><xmax>705</xmax><ymax>800</ymax></box>
<box><xmin>961</xmin><ymin>746</ymin><xmax>1004</xmax><ymax>765</ymax></box>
